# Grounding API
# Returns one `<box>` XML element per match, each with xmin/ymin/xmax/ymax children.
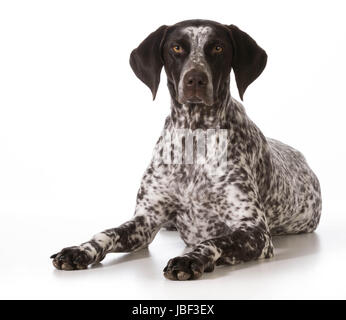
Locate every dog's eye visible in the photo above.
<box><xmin>172</xmin><ymin>45</ymin><xmax>183</xmax><ymax>54</ymax></box>
<box><xmin>212</xmin><ymin>45</ymin><xmax>223</xmax><ymax>54</ymax></box>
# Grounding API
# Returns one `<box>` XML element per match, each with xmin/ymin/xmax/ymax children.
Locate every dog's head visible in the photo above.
<box><xmin>130</xmin><ymin>19</ymin><xmax>267</xmax><ymax>105</ymax></box>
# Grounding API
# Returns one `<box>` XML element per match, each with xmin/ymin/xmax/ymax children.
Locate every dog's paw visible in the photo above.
<box><xmin>50</xmin><ymin>246</ymin><xmax>92</xmax><ymax>270</ymax></box>
<box><xmin>163</xmin><ymin>256</ymin><xmax>205</xmax><ymax>281</ymax></box>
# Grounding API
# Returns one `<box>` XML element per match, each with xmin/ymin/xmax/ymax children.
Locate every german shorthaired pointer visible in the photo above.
<box><xmin>51</xmin><ymin>19</ymin><xmax>322</xmax><ymax>280</ymax></box>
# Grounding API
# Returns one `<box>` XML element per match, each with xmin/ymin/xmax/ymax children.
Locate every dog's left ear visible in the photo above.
<box><xmin>227</xmin><ymin>25</ymin><xmax>267</xmax><ymax>100</ymax></box>
<box><xmin>130</xmin><ymin>25</ymin><xmax>168</xmax><ymax>100</ymax></box>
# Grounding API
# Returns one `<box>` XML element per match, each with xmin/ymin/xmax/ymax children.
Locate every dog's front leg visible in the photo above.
<box><xmin>164</xmin><ymin>180</ymin><xmax>274</xmax><ymax>282</ymax></box>
<box><xmin>51</xmin><ymin>214</ymin><xmax>163</xmax><ymax>270</ymax></box>
<box><xmin>51</xmin><ymin>171</ymin><xmax>174</xmax><ymax>270</ymax></box>
<box><xmin>164</xmin><ymin>221</ymin><xmax>273</xmax><ymax>280</ymax></box>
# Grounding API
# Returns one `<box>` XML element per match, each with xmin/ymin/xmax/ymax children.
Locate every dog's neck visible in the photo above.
<box><xmin>169</xmin><ymin>99</ymin><xmax>229</xmax><ymax>130</ymax></box>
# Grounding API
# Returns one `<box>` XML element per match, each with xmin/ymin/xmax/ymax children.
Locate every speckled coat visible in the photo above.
<box><xmin>51</xmin><ymin>20</ymin><xmax>321</xmax><ymax>281</ymax></box>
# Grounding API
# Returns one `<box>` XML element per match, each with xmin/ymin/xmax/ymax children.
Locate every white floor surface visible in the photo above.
<box><xmin>1</xmin><ymin>205</ymin><xmax>345</xmax><ymax>300</ymax></box>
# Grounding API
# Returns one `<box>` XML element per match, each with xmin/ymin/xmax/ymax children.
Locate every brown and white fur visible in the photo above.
<box><xmin>51</xmin><ymin>20</ymin><xmax>321</xmax><ymax>280</ymax></box>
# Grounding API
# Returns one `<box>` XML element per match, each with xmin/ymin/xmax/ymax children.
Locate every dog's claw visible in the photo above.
<box><xmin>163</xmin><ymin>256</ymin><xmax>206</xmax><ymax>281</ymax></box>
<box><xmin>177</xmin><ymin>271</ymin><xmax>191</xmax><ymax>281</ymax></box>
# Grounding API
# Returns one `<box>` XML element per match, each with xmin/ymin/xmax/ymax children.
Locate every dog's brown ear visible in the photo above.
<box><xmin>130</xmin><ymin>25</ymin><xmax>168</xmax><ymax>100</ymax></box>
<box><xmin>227</xmin><ymin>25</ymin><xmax>267</xmax><ymax>100</ymax></box>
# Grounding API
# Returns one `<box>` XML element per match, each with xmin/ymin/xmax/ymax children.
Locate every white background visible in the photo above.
<box><xmin>0</xmin><ymin>0</ymin><xmax>346</xmax><ymax>299</ymax></box>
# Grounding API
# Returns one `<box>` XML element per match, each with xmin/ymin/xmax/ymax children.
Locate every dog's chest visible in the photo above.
<box><xmin>171</xmin><ymin>163</ymin><xmax>214</xmax><ymax>203</ymax></box>
<box><xmin>169</xmin><ymin>163</ymin><xmax>230</xmax><ymax>245</ymax></box>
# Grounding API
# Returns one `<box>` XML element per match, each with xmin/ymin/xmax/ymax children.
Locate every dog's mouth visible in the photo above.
<box><xmin>186</xmin><ymin>96</ymin><xmax>203</xmax><ymax>104</ymax></box>
<box><xmin>181</xmin><ymin>95</ymin><xmax>214</xmax><ymax>106</ymax></box>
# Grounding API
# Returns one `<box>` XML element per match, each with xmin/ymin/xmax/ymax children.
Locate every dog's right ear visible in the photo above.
<box><xmin>130</xmin><ymin>25</ymin><xmax>168</xmax><ymax>100</ymax></box>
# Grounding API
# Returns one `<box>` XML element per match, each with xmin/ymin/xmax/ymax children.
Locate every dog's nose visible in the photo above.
<box><xmin>184</xmin><ymin>69</ymin><xmax>208</xmax><ymax>88</ymax></box>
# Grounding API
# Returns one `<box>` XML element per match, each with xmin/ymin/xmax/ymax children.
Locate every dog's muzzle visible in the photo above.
<box><xmin>182</xmin><ymin>69</ymin><xmax>211</xmax><ymax>105</ymax></box>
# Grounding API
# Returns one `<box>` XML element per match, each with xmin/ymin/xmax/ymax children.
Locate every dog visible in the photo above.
<box><xmin>51</xmin><ymin>19</ymin><xmax>322</xmax><ymax>280</ymax></box>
